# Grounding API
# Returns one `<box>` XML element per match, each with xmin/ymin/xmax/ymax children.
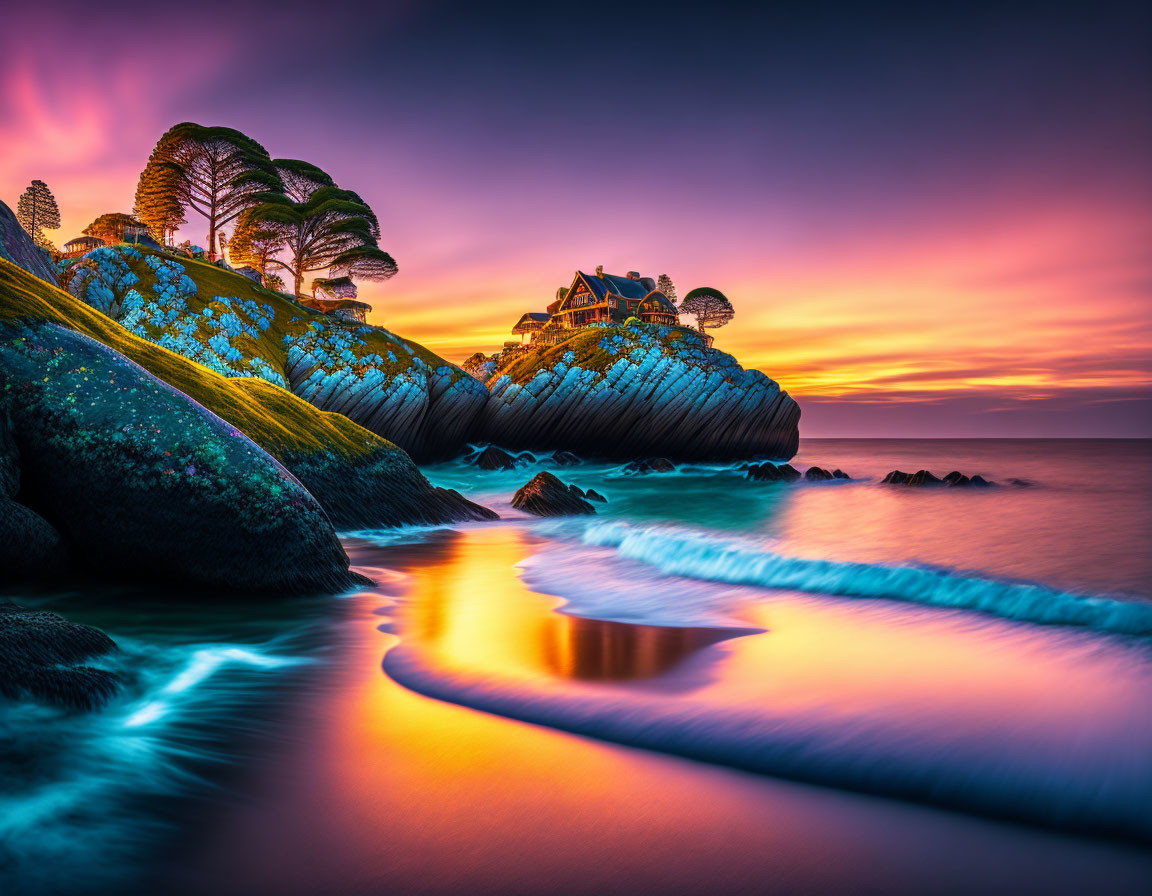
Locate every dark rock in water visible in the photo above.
<box><xmin>473</xmin><ymin>445</ymin><xmax>518</xmax><ymax>471</ymax></box>
<box><xmin>623</xmin><ymin>457</ymin><xmax>676</xmax><ymax>475</ymax></box>
<box><xmin>283</xmin><ymin>447</ymin><xmax>497</xmax><ymax>528</ymax></box>
<box><xmin>551</xmin><ymin>450</ymin><xmax>582</xmax><ymax>466</ymax></box>
<box><xmin>512</xmin><ymin>472</ymin><xmax>596</xmax><ymax>517</ymax></box>
<box><xmin>970</xmin><ymin>475</ymin><xmax>994</xmax><ymax>487</ymax></box>
<box><xmin>805</xmin><ymin>466</ymin><xmax>834</xmax><ymax>481</ymax></box>
<box><xmin>568</xmin><ymin>484</ymin><xmax>587</xmax><ymax>498</ymax></box>
<box><xmin>0</xmin><ymin>320</ymin><xmax>362</xmax><ymax>593</ymax></box>
<box><xmin>908</xmin><ymin>470</ymin><xmax>943</xmax><ymax>487</ymax></box>
<box><xmin>943</xmin><ymin>471</ymin><xmax>971</xmax><ymax>487</ymax></box>
<box><xmin>747</xmin><ymin>462</ymin><xmax>801</xmax><ymax>482</ymax></box>
<box><xmin>0</xmin><ymin>600</ymin><xmax>120</xmax><ymax>710</ymax></box>
<box><xmin>882</xmin><ymin>470</ymin><xmax>912</xmax><ymax>485</ymax></box>
<box><xmin>832</xmin><ymin>469</ymin><xmax>851</xmax><ymax>480</ymax></box>
<box><xmin>518</xmin><ymin>451</ymin><xmax>537</xmax><ymax>464</ymax></box>
<box><xmin>1007</xmin><ymin>477</ymin><xmax>1034</xmax><ymax>488</ymax></box>
<box><xmin>585</xmin><ymin>488</ymin><xmax>607</xmax><ymax>503</ymax></box>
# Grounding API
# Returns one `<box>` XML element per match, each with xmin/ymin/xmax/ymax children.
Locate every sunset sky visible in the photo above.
<box><xmin>2</xmin><ymin>0</ymin><xmax>1149</xmax><ymax>436</ymax></box>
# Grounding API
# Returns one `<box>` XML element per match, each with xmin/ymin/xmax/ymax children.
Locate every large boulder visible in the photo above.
<box><xmin>472</xmin><ymin>445</ymin><xmax>518</xmax><ymax>471</ymax></box>
<box><xmin>0</xmin><ymin>200</ymin><xmax>56</xmax><ymax>284</ymax></box>
<box><xmin>0</xmin><ymin>320</ymin><xmax>361</xmax><ymax>592</ymax></box>
<box><xmin>512</xmin><ymin>472</ymin><xmax>597</xmax><ymax>516</ymax></box>
<box><xmin>481</xmin><ymin>323</ymin><xmax>800</xmax><ymax>461</ymax></box>
<box><xmin>1</xmin><ymin>253</ymin><xmax>492</xmax><ymax>529</ymax></box>
<box><xmin>0</xmin><ymin>600</ymin><xmax>120</xmax><ymax>710</ymax></box>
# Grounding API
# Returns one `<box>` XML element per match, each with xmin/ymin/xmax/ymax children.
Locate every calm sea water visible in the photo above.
<box><xmin>3</xmin><ymin>439</ymin><xmax>1151</xmax><ymax>895</ymax></box>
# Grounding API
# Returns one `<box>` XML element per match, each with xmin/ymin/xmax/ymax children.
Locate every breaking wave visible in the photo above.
<box><xmin>570</xmin><ymin>521</ymin><xmax>1152</xmax><ymax>636</ymax></box>
<box><xmin>383</xmin><ymin>643</ymin><xmax>1152</xmax><ymax>842</ymax></box>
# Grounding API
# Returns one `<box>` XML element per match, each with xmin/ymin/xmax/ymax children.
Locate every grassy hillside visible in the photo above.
<box><xmin>1</xmin><ymin>255</ymin><xmax>389</xmax><ymax>461</ymax></box>
<box><xmin>60</xmin><ymin>246</ymin><xmax>457</xmax><ymax>387</ymax></box>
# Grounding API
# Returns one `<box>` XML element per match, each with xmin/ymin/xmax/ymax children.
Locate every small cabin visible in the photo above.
<box><xmin>551</xmin><ymin>268</ymin><xmax>678</xmax><ymax>328</ymax></box>
<box><xmin>62</xmin><ymin>235</ymin><xmax>106</xmax><ymax>258</ymax></box>
<box><xmin>511</xmin><ymin>312</ymin><xmax>551</xmax><ymax>343</ymax></box>
<box><xmin>301</xmin><ymin>276</ymin><xmax>372</xmax><ymax>323</ymax></box>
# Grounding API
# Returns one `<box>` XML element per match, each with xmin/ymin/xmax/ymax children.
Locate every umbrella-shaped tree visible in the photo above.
<box><xmin>134</xmin><ymin>123</ymin><xmax>283</xmax><ymax>261</ymax></box>
<box><xmin>679</xmin><ymin>287</ymin><xmax>734</xmax><ymax>337</ymax></box>
<box><xmin>245</xmin><ymin>172</ymin><xmax>396</xmax><ymax>297</ymax></box>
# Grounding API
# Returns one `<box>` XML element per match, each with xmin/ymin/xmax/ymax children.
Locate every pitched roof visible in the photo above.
<box><xmin>574</xmin><ymin>270</ymin><xmax>651</xmax><ymax>301</ymax></box>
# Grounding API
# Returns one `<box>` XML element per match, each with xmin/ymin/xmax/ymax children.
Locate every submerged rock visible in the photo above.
<box><xmin>884</xmin><ymin>469</ymin><xmax>997</xmax><ymax>488</ymax></box>
<box><xmin>551</xmin><ymin>450</ymin><xmax>582</xmax><ymax>466</ymax></box>
<box><xmin>623</xmin><ymin>457</ymin><xmax>676</xmax><ymax>475</ymax></box>
<box><xmin>0</xmin><ymin>600</ymin><xmax>120</xmax><ymax>710</ymax></box>
<box><xmin>512</xmin><ymin>472</ymin><xmax>597</xmax><ymax>516</ymax></box>
<box><xmin>473</xmin><ymin>445</ymin><xmax>518</xmax><ymax>471</ymax></box>
<box><xmin>0</xmin><ymin>320</ymin><xmax>362</xmax><ymax>592</ymax></box>
<box><xmin>805</xmin><ymin>466</ymin><xmax>834</xmax><ymax>481</ymax></box>
<box><xmin>585</xmin><ymin>488</ymin><xmax>607</xmax><ymax>503</ymax></box>
<box><xmin>482</xmin><ymin>324</ymin><xmax>800</xmax><ymax>461</ymax></box>
<box><xmin>832</xmin><ymin>469</ymin><xmax>851</xmax><ymax>480</ymax></box>
<box><xmin>747</xmin><ymin>462</ymin><xmax>801</xmax><ymax>483</ymax></box>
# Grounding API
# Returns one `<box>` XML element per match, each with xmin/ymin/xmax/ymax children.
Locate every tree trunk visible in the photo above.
<box><xmin>294</xmin><ymin>269</ymin><xmax>303</xmax><ymax>298</ymax></box>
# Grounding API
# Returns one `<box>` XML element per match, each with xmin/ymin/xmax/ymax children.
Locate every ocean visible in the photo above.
<box><xmin>3</xmin><ymin>439</ymin><xmax>1151</xmax><ymax>895</ymax></box>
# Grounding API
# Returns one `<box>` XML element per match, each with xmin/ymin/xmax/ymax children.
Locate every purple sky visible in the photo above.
<box><xmin>2</xmin><ymin>0</ymin><xmax>1150</xmax><ymax>436</ymax></box>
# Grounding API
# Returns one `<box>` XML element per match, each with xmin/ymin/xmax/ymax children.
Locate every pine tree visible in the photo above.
<box><xmin>16</xmin><ymin>180</ymin><xmax>61</xmax><ymax>249</ymax></box>
<box><xmin>656</xmin><ymin>273</ymin><xmax>678</xmax><ymax>304</ymax></box>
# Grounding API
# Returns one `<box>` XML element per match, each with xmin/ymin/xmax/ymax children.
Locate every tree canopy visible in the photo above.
<box><xmin>228</xmin><ymin>208</ymin><xmax>285</xmax><ymax>278</ymax></box>
<box><xmin>245</xmin><ymin>165</ymin><xmax>396</xmax><ymax>297</ymax></box>
<box><xmin>16</xmin><ymin>180</ymin><xmax>60</xmax><ymax>250</ymax></box>
<box><xmin>679</xmin><ymin>287</ymin><xmax>734</xmax><ymax>336</ymax></box>
<box><xmin>83</xmin><ymin>212</ymin><xmax>145</xmax><ymax>244</ymax></box>
<box><xmin>134</xmin><ymin>123</ymin><xmax>283</xmax><ymax>260</ymax></box>
<box><xmin>656</xmin><ymin>273</ymin><xmax>678</xmax><ymax>304</ymax></box>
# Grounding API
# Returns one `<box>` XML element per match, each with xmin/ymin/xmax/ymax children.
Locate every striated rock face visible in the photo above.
<box><xmin>61</xmin><ymin>243</ymin><xmax>486</xmax><ymax>461</ymax></box>
<box><xmin>512</xmin><ymin>472</ymin><xmax>596</xmax><ymax>517</ymax></box>
<box><xmin>0</xmin><ymin>320</ymin><xmax>361</xmax><ymax>592</ymax></box>
<box><xmin>0</xmin><ymin>200</ymin><xmax>56</xmax><ymax>284</ymax></box>
<box><xmin>283</xmin><ymin>320</ymin><xmax>488</xmax><ymax>460</ymax></box>
<box><xmin>482</xmin><ymin>323</ymin><xmax>800</xmax><ymax>461</ymax></box>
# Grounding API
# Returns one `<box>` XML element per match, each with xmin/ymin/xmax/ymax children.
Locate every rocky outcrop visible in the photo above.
<box><xmin>747</xmin><ymin>462</ymin><xmax>802</xmax><ymax>482</ymax></box>
<box><xmin>0</xmin><ymin>320</ymin><xmax>362</xmax><ymax>592</ymax></box>
<box><xmin>0</xmin><ymin>601</ymin><xmax>120</xmax><ymax>710</ymax></box>
<box><xmin>884</xmin><ymin>469</ymin><xmax>995</xmax><ymax>487</ymax></box>
<box><xmin>481</xmin><ymin>323</ymin><xmax>800</xmax><ymax>461</ymax></box>
<box><xmin>623</xmin><ymin>457</ymin><xmax>676</xmax><ymax>475</ymax></box>
<box><xmin>60</xmin><ymin>242</ymin><xmax>485</xmax><ymax>461</ymax></box>
<box><xmin>2</xmin><ymin>250</ymin><xmax>493</xmax><ymax>531</ymax></box>
<box><xmin>0</xmin><ymin>200</ymin><xmax>56</xmax><ymax>284</ymax></box>
<box><xmin>472</xmin><ymin>445</ymin><xmax>518</xmax><ymax>471</ymax></box>
<box><xmin>512</xmin><ymin>472</ymin><xmax>597</xmax><ymax>516</ymax></box>
<box><xmin>805</xmin><ymin>466</ymin><xmax>834</xmax><ymax>481</ymax></box>
<box><xmin>551</xmin><ymin>450</ymin><xmax>582</xmax><ymax>466</ymax></box>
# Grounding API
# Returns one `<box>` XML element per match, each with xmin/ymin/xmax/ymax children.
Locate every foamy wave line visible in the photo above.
<box><xmin>384</xmin><ymin>647</ymin><xmax>1152</xmax><ymax>841</ymax></box>
<box><xmin>578</xmin><ymin>521</ymin><xmax>1152</xmax><ymax>636</ymax></box>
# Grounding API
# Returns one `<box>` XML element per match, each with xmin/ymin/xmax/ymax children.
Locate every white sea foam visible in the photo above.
<box><xmin>568</xmin><ymin>520</ymin><xmax>1152</xmax><ymax>636</ymax></box>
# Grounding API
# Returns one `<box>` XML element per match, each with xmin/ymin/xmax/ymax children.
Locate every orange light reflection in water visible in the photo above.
<box><xmin>158</xmin><ymin>526</ymin><xmax>1152</xmax><ymax>895</ymax></box>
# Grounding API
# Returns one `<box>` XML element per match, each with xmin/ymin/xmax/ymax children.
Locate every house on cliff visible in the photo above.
<box><xmin>302</xmin><ymin>276</ymin><xmax>373</xmax><ymax>323</ymax></box>
<box><xmin>511</xmin><ymin>266</ymin><xmax>680</xmax><ymax>346</ymax></box>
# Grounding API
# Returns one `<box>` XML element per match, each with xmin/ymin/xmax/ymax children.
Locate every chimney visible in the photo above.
<box><xmin>595</xmin><ymin>265</ymin><xmax>604</xmax><ymax>278</ymax></box>
<box><xmin>626</xmin><ymin>271</ymin><xmax>640</xmax><ymax>280</ymax></box>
